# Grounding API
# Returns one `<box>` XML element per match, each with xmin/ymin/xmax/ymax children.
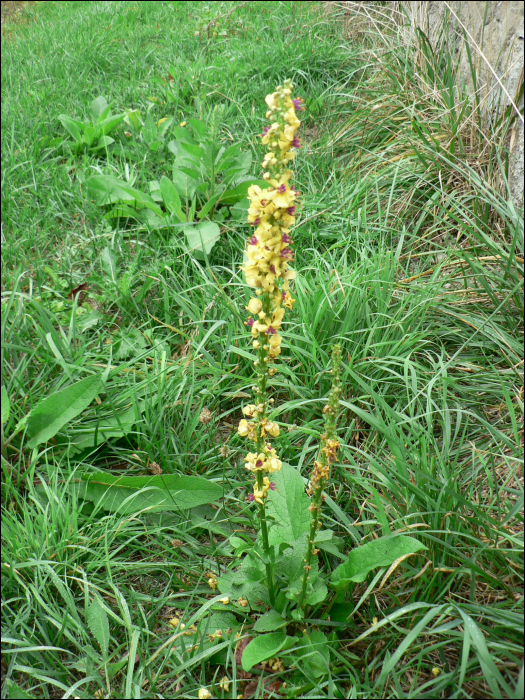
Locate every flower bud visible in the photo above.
<box><xmin>247</xmin><ymin>298</ymin><xmax>263</xmax><ymax>314</ymax></box>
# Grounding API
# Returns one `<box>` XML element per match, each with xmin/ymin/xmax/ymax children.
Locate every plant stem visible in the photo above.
<box><xmin>253</xmin><ymin>292</ymin><xmax>276</xmax><ymax>607</ymax></box>
<box><xmin>257</xmin><ymin>471</ymin><xmax>276</xmax><ymax>607</ymax></box>
<box><xmin>297</xmin><ymin>344</ymin><xmax>342</xmax><ymax>612</ymax></box>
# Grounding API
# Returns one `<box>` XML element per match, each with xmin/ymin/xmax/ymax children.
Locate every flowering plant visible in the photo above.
<box><xmin>216</xmin><ymin>82</ymin><xmax>426</xmax><ymax>672</ymax></box>
<box><xmin>240</xmin><ymin>79</ymin><xmax>303</xmax><ymax>498</ymax></box>
<box><xmin>233</xmin><ymin>80</ymin><xmax>304</xmax><ymax>606</ymax></box>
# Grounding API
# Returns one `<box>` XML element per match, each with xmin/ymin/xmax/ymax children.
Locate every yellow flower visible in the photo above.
<box><xmin>219</xmin><ymin>677</ymin><xmax>231</xmax><ymax>692</ymax></box>
<box><xmin>219</xmin><ymin>597</ymin><xmax>230</xmax><ymax>605</ymax></box>
<box><xmin>271</xmin><ymin>307</ymin><xmax>285</xmax><ymax>329</ymax></box>
<box><xmin>252</xmin><ymin>477</ymin><xmax>271</xmax><ymax>504</ymax></box>
<box><xmin>238</xmin><ymin>420</ymin><xmax>250</xmax><ymax>437</ymax></box>
<box><xmin>265</xmin><ymin>422</ymin><xmax>280</xmax><ymax>438</ymax></box>
<box><xmin>198</xmin><ymin>689</ymin><xmax>212</xmax><ymax>700</ymax></box>
<box><xmin>207</xmin><ymin>575</ymin><xmax>218</xmax><ymax>591</ymax></box>
<box><xmin>244</xmin><ymin>452</ymin><xmax>264</xmax><ymax>472</ymax></box>
<box><xmin>242</xmin><ymin>405</ymin><xmax>258</xmax><ymax>417</ymax></box>
<box><xmin>432</xmin><ymin>667</ymin><xmax>441</xmax><ymax>678</ymax></box>
<box><xmin>272</xmin><ymin>187</ymin><xmax>295</xmax><ymax>210</ymax></box>
<box><xmin>156</xmin><ymin>117</ymin><xmax>167</xmax><ymax>126</ymax></box>
<box><xmin>180</xmin><ymin>121</ymin><xmax>187</xmax><ymax>127</ymax></box>
<box><xmin>282</xmin><ymin>291</ymin><xmax>295</xmax><ymax>310</ymax></box>
<box><xmin>268</xmin><ymin>333</ymin><xmax>282</xmax><ymax>348</ymax></box>
<box><xmin>238</xmin><ymin>419</ymin><xmax>256</xmax><ymax>440</ymax></box>
<box><xmin>247</xmin><ymin>298</ymin><xmax>263</xmax><ymax>314</ymax></box>
<box><xmin>266</xmin><ymin>455</ymin><xmax>282</xmax><ymax>473</ymax></box>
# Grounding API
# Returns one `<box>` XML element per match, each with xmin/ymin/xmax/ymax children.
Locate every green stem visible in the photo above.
<box><xmin>297</xmin><ymin>344</ymin><xmax>342</xmax><ymax>613</ymax></box>
<box><xmin>257</xmin><ymin>471</ymin><xmax>276</xmax><ymax>607</ymax></box>
<box><xmin>297</xmin><ymin>466</ymin><xmax>326</xmax><ymax>611</ymax></box>
<box><xmin>252</xmin><ymin>292</ymin><xmax>276</xmax><ymax>607</ymax></box>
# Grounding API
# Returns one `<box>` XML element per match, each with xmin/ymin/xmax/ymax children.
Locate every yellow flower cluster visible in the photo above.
<box><xmin>240</xmin><ymin>80</ymin><xmax>303</xmax><ymax>505</ymax></box>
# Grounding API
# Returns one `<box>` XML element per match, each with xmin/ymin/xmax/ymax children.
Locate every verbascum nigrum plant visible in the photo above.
<box><xmin>238</xmin><ymin>80</ymin><xmax>304</xmax><ymax>605</ymax></box>
<box><xmin>298</xmin><ymin>343</ymin><xmax>342</xmax><ymax>610</ymax></box>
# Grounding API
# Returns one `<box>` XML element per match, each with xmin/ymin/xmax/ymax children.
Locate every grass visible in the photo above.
<box><xmin>1</xmin><ymin>1</ymin><xmax>523</xmax><ymax>698</ymax></box>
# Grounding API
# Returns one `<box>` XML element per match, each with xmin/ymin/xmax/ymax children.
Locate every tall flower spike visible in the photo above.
<box><xmin>297</xmin><ymin>344</ymin><xmax>342</xmax><ymax>612</ymax></box>
<box><xmin>240</xmin><ymin>79</ymin><xmax>303</xmax><ymax>506</ymax></box>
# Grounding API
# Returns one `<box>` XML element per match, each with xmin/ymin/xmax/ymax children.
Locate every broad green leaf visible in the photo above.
<box><xmin>4</xmin><ymin>680</ymin><xmax>35</xmax><ymax>699</ymax></box>
<box><xmin>126</xmin><ymin>109</ymin><xmax>142</xmax><ymax>132</ymax></box>
<box><xmin>27</xmin><ymin>374</ymin><xmax>103</xmax><ymax>449</ymax></box>
<box><xmin>98</xmin><ymin>114</ymin><xmax>126</xmax><ymax>136</ymax></box>
<box><xmin>100</xmin><ymin>247</ymin><xmax>118</xmax><ymax>283</ymax></box>
<box><xmin>274</xmin><ymin>534</ymin><xmax>313</xmax><ymax>583</ymax></box>
<box><xmin>241</xmin><ymin>632</ymin><xmax>288</xmax><ymax>672</ymax></box>
<box><xmin>183</xmin><ymin>221</ymin><xmax>220</xmax><ymax>259</ymax></box>
<box><xmin>1</xmin><ymin>386</ymin><xmax>10</xmax><ymax>425</ymax></box>
<box><xmin>230</xmin><ymin>199</ymin><xmax>249</xmax><ymax>220</ymax></box>
<box><xmin>114</xmin><ymin>330</ymin><xmax>146</xmax><ymax>360</ymax></box>
<box><xmin>203</xmin><ymin>612</ymin><xmax>239</xmax><ymax>635</ymax></box>
<box><xmin>329</xmin><ymin>603</ymin><xmax>355</xmax><ymax>624</ymax></box>
<box><xmin>159</xmin><ymin>175</ymin><xmax>186</xmax><ymax>221</ymax></box>
<box><xmin>78</xmin><ymin>473</ymin><xmax>223</xmax><ymax>514</ymax></box>
<box><xmin>187</xmin><ymin>117</ymin><xmax>208</xmax><ymax>138</ymax></box>
<box><xmin>58</xmin><ymin>114</ymin><xmax>84</xmax><ymax>144</ymax></box>
<box><xmin>293</xmin><ymin>630</ymin><xmax>330</xmax><ymax>678</ymax></box>
<box><xmin>179</xmin><ymin>141</ymin><xmax>205</xmax><ymax>159</ymax></box>
<box><xmin>172</xmin><ymin>125</ymin><xmax>196</xmax><ymax>144</ymax></box>
<box><xmin>87</xmin><ymin>175</ymin><xmax>161</xmax><ymax>212</ymax></box>
<box><xmin>158</xmin><ymin>117</ymin><xmax>173</xmax><ymax>137</ymax></box>
<box><xmin>196</xmin><ymin>192</ymin><xmax>221</xmax><ymax>220</ymax></box>
<box><xmin>142</xmin><ymin>113</ymin><xmax>157</xmax><ymax>144</ymax></box>
<box><xmin>221</xmin><ymin>180</ymin><xmax>268</xmax><ymax>205</ymax></box>
<box><xmin>87</xmin><ymin>597</ymin><xmax>110</xmax><ymax>656</ymax></box>
<box><xmin>93</xmin><ymin>135</ymin><xmax>115</xmax><ymax>150</ymax></box>
<box><xmin>231</xmin><ymin>150</ymin><xmax>252</xmax><ymax>173</ymax></box>
<box><xmin>66</xmin><ymin>404</ymin><xmax>141</xmax><ymax>454</ymax></box>
<box><xmin>216</xmin><ymin>142</ymin><xmax>242</xmax><ymax>169</ymax></box>
<box><xmin>90</xmin><ymin>96</ymin><xmax>109</xmax><ymax>122</ymax></box>
<box><xmin>216</xmin><ymin>567</ymin><xmax>270</xmax><ymax>610</ymax></box>
<box><xmin>253</xmin><ymin>610</ymin><xmax>287</xmax><ymax>633</ymax></box>
<box><xmin>178</xmin><ymin>166</ymin><xmax>202</xmax><ymax>181</ymax></box>
<box><xmin>265</xmin><ymin>463</ymin><xmax>311</xmax><ymax>546</ymax></box>
<box><xmin>82</xmin><ymin>126</ymin><xmax>96</xmax><ymax>147</ymax></box>
<box><xmin>331</xmin><ymin>535</ymin><xmax>427</xmax><ymax>591</ymax></box>
<box><xmin>305</xmin><ymin>578</ymin><xmax>328</xmax><ymax>607</ymax></box>
<box><xmin>172</xmin><ymin>165</ymin><xmax>196</xmax><ymax>199</ymax></box>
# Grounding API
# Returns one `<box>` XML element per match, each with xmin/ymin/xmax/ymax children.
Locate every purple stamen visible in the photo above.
<box><xmin>251</xmin><ymin>218</ymin><xmax>261</xmax><ymax>227</ymax></box>
<box><xmin>282</xmin><ymin>291</ymin><xmax>286</xmax><ymax>301</ymax></box>
<box><xmin>249</xmin><ymin>236</ymin><xmax>258</xmax><ymax>245</ymax></box>
<box><xmin>246</xmin><ymin>317</ymin><xmax>254</xmax><ymax>327</ymax></box>
<box><xmin>293</xmin><ymin>98</ymin><xmax>304</xmax><ymax>111</ymax></box>
<box><xmin>280</xmin><ymin>248</ymin><xmax>293</xmax><ymax>259</ymax></box>
<box><xmin>291</xmin><ymin>136</ymin><xmax>301</xmax><ymax>148</ymax></box>
<box><xmin>286</xmin><ymin>207</ymin><xmax>295</xmax><ymax>217</ymax></box>
<box><xmin>282</xmin><ymin>232</ymin><xmax>291</xmax><ymax>243</ymax></box>
<box><xmin>262</xmin><ymin>126</ymin><xmax>270</xmax><ymax>136</ymax></box>
<box><xmin>267</xmin><ymin>326</ymin><xmax>276</xmax><ymax>335</ymax></box>
<box><xmin>277</xmin><ymin>184</ymin><xmax>287</xmax><ymax>194</ymax></box>
<box><xmin>247</xmin><ymin>493</ymin><xmax>255</xmax><ymax>502</ymax></box>
<box><xmin>269</xmin><ymin>265</ymin><xmax>276</xmax><ymax>274</ymax></box>
<box><xmin>269</xmin><ymin>482</ymin><xmax>277</xmax><ymax>491</ymax></box>
<box><xmin>256</xmin><ymin>459</ymin><xmax>264</xmax><ymax>468</ymax></box>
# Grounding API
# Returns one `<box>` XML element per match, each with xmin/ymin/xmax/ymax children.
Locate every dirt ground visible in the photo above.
<box><xmin>1</xmin><ymin>0</ymin><xmax>48</xmax><ymax>35</ymax></box>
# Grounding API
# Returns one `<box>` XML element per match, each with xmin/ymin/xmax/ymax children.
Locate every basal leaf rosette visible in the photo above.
<box><xmin>239</xmin><ymin>80</ymin><xmax>303</xmax><ymax>504</ymax></box>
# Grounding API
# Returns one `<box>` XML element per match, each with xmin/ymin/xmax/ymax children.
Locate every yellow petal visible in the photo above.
<box><xmin>247</xmin><ymin>298</ymin><xmax>263</xmax><ymax>314</ymax></box>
